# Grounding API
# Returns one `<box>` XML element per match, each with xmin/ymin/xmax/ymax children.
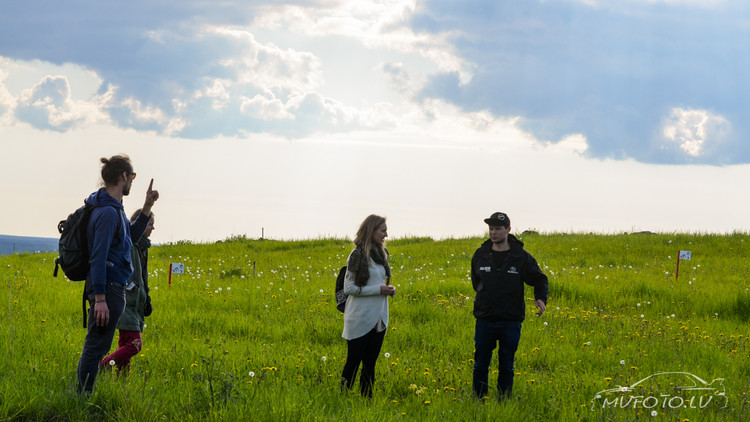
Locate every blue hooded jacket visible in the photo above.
<box><xmin>85</xmin><ymin>188</ymin><xmax>149</xmax><ymax>295</ymax></box>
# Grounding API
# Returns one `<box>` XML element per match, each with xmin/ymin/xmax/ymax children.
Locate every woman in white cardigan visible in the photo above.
<box><xmin>341</xmin><ymin>214</ymin><xmax>396</xmax><ymax>398</ymax></box>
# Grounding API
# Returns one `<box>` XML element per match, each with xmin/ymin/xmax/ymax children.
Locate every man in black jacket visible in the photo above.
<box><xmin>471</xmin><ymin>212</ymin><xmax>549</xmax><ymax>400</ymax></box>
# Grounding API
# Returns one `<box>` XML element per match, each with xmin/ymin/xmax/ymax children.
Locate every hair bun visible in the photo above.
<box><xmin>100</xmin><ymin>157</ymin><xmax>109</xmax><ymax>165</ymax></box>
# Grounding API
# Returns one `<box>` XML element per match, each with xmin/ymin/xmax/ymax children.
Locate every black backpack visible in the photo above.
<box><xmin>53</xmin><ymin>201</ymin><xmax>96</xmax><ymax>328</ymax></box>
<box><xmin>54</xmin><ymin>201</ymin><xmax>93</xmax><ymax>281</ymax></box>
<box><xmin>335</xmin><ymin>266</ymin><xmax>347</xmax><ymax>313</ymax></box>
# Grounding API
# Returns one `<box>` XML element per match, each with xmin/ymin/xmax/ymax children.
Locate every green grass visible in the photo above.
<box><xmin>1</xmin><ymin>233</ymin><xmax>748</xmax><ymax>421</ymax></box>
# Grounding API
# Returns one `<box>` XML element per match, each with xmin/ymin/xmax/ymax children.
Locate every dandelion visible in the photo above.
<box><xmin>620</xmin><ymin>360</ymin><xmax>625</xmax><ymax>365</ymax></box>
<box><xmin>109</xmin><ymin>360</ymin><xmax>115</xmax><ymax>367</ymax></box>
<box><xmin>227</xmin><ymin>287</ymin><xmax>231</xmax><ymax>290</ymax></box>
<box><xmin>385</xmin><ymin>353</ymin><xmax>390</xmax><ymax>358</ymax></box>
<box><xmin>320</xmin><ymin>289</ymin><xmax>324</xmax><ymax>293</ymax></box>
<box><xmin>322</xmin><ymin>356</ymin><xmax>327</xmax><ymax>362</ymax></box>
<box><xmin>249</xmin><ymin>371</ymin><xmax>255</xmax><ymax>377</ymax></box>
<box><xmin>651</xmin><ymin>410</ymin><xmax>658</xmax><ymax>416</ymax></box>
<box><xmin>544</xmin><ymin>321</ymin><xmax>548</xmax><ymax>326</ymax></box>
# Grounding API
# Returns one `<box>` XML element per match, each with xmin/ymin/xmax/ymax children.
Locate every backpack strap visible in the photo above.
<box><xmin>82</xmin><ymin>290</ymin><xmax>87</xmax><ymax>328</ymax></box>
<box><xmin>82</xmin><ymin>278</ymin><xmax>92</xmax><ymax>328</ymax></box>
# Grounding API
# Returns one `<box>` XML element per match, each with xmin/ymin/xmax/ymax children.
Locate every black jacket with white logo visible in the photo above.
<box><xmin>471</xmin><ymin>234</ymin><xmax>549</xmax><ymax>322</ymax></box>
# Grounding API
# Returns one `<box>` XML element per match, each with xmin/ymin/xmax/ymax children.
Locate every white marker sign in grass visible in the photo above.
<box><xmin>675</xmin><ymin>250</ymin><xmax>691</xmax><ymax>280</ymax></box>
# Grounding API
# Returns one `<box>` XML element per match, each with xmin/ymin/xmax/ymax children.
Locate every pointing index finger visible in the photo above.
<box><xmin>148</xmin><ymin>178</ymin><xmax>154</xmax><ymax>191</ymax></box>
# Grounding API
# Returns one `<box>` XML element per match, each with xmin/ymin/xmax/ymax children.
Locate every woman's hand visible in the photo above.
<box><xmin>380</xmin><ymin>285</ymin><xmax>396</xmax><ymax>297</ymax></box>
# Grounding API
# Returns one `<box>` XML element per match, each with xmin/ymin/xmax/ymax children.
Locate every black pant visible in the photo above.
<box><xmin>77</xmin><ymin>281</ymin><xmax>126</xmax><ymax>394</ymax></box>
<box><xmin>341</xmin><ymin>327</ymin><xmax>386</xmax><ymax>398</ymax></box>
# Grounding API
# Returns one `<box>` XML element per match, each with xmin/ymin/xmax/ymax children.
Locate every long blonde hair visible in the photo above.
<box><xmin>354</xmin><ymin>214</ymin><xmax>387</xmax><ymax>264</ymax></box>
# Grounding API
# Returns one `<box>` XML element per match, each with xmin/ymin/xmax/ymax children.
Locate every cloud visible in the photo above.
<box><xmin>410</xmin><ymin>0</ymin><xmax>750</xmax><ymax>164</ymax></box>
<box><xmin>253</xmin><ymin>1</ymin><xmax>472</xmax><ymax>81</ymax></box>
<box><xmin>3</xmin><ymin>0</ymin><xmax>748</xmax><ymax>165</ymax></box>
<box><xmin>0</xmin><ymin>68</ymin><xmax>15</xmax><ymax>122</ymax></box>
<box><xmin>661</xmin><ymin>107</ymin><xmax>730</xmax><ymax>157</ymax></box>
<box><xmin>542</xmin><ymin>134</ymin><xmax>589</xmax><ymax>155</ymax></box>
<box><xmin>14</xmin><ymin>75</ymin><xmax>105</xmax><ymax>131</ymax></box>
<box><xmin>0</xmin><ymin>1</ymin><xmax>471</xmax><ymax>141</ymax></box>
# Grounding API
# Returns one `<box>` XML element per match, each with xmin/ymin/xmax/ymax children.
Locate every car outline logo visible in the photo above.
<box><xmin>590</xmin><ymin>371</ymin><xmax>728</xmax><ymax>411</ymax></box>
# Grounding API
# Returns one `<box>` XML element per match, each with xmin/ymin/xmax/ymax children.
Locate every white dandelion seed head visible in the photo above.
<box><xmin>385</xmin><ymin>353</ymin><xmax>390</xmax><ymax>358</ymax></box>
<box><xmin>320</xmin><ymin>289</ymin><xmax>324</xmax><ymax>293</ymax></box>
<box><xmin>620</xmin><ymin>360</ymin><xmax>625</xmax><ymax>365</ymax></box>
<box><xmin>651</xmin><ymin>410</ymin><xmax>657</xmax><ymax>417</ymax></box>
<box><xmin>322</xmin><ymin>356</ymin><xmax>327</xmax><ymax>361</ymax></box>
<box><xmin>249</xmin><ymin>371</ymin><xmax>255</xmax><ymax>377</ymax></box>
<box><xmin>109</xmin><ymin>360</ymin><xmax>115</xmax><ymax>366</ymax></box>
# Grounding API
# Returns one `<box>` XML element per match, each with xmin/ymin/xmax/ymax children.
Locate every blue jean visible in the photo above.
<box><xmin>77</xmin><ymin>281</ymin><xmax>126</xmax><ymax>393</ymax></box>
<box><xmin>472</xmin><ymin>319</ymin><xmax>522</xmax><ymax>399</ymax></box>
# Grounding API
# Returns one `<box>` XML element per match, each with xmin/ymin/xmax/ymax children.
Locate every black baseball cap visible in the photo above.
<box><xmin>484</xmin><ymin>212</ymin><xmax>510</xmax><ymax>227</ymax></box>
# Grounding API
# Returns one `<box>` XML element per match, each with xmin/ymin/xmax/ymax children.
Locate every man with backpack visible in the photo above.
<box><xmin>76</xmin><ymin>155</ymin><xmax>159</xmax><ymax>395</ymax></box>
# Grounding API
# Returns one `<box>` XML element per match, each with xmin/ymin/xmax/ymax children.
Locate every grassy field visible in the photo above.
<box><xmin>1</xmin><ymin>233</ymin><xmax>748</xmax><ymax>421</ymax></box>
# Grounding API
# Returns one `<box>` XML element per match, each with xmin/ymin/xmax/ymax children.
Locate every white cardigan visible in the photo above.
<box><xmin>341</xmin><ymin>253</ymin><xmax>389</xmax><ymax>340</ymax></box>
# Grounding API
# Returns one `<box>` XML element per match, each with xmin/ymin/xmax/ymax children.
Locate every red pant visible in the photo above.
<box><xmin>101</xmin><ymin>330</ymin><xmax>142</xmax><ymax>372</ymax></box>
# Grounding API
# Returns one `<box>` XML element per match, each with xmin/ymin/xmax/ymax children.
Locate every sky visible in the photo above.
<box><xmin>1</xmin><ymin>0</ymin><xmax>750</xmax><ymax>244</ymax></box>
